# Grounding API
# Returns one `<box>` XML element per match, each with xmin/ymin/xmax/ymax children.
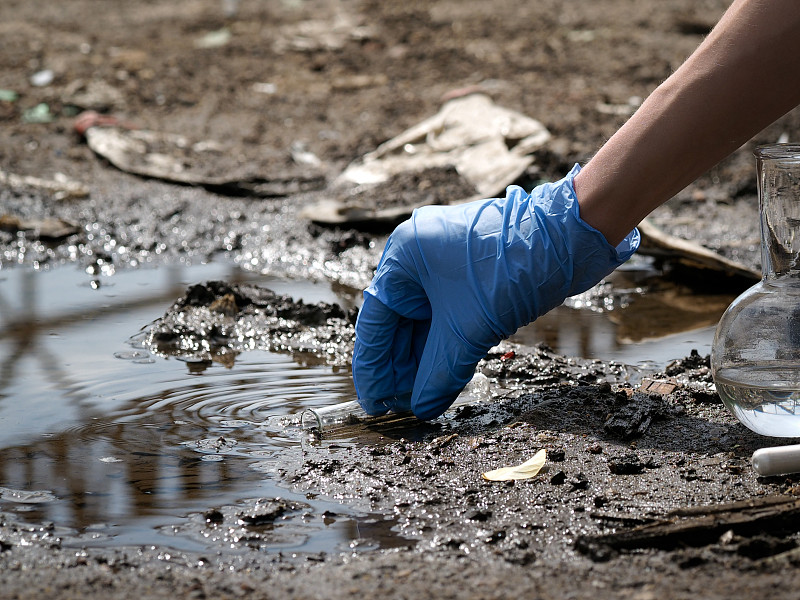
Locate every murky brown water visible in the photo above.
<box><xmin>0</xmin><ymin>263</ymin><xmax>384</xmax><ymax>553</ymax></box>
<box><xmin>0</xmin><ymin>261</ymin><xmax>736</xmax><ymax>553</ymax></box>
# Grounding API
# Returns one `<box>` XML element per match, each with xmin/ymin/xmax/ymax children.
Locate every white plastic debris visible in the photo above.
<box><xmin>338</xmin><ymin>93</ymin><xmax>551</xmax><ymax>197</ymax></box>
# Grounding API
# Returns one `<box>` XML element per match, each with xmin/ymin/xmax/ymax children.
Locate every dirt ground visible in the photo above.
<box><xmin>4</xmin><ymin>0</ymin><xmax>800</xmax><ymax>598</ymax></box>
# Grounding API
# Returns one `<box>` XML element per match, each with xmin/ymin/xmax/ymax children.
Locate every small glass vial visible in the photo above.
<box><xmin>299</xmin><ymin>373</ymin><xmax>492</xmax><ymax>436</ymax></box>
<box><xmin>300</xmin><ymin>400</ymin><xmax>368</xmax><ymax>431</ymax></box>
<box><xmin>712</xmin><ymin>144</ymin><xmax>800</xmax><ymax>436</ymax></box>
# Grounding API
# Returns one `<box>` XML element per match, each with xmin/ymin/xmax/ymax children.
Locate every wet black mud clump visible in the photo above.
<box><xmin>136</xmin><ymin>280</ymin><xmax>358</xmax><ymax>367</ymax></box>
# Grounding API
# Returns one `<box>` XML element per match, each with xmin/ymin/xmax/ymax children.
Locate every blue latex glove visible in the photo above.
<box><xmin>352</xmin><ymin>164</ymin><xmax>640</xmax><ymax>420</ymax></box>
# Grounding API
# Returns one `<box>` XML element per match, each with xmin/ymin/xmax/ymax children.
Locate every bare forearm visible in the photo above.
<box><xmin>575</xmin><ymin>0</ymin><xmax>800</xmax><ymax>245</ymax></box>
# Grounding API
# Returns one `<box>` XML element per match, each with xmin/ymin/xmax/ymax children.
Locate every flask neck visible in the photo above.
<box><xmin>757</xmin><ymin>145</ymin><xmax>800</xmax><ymax>280</ymax></box>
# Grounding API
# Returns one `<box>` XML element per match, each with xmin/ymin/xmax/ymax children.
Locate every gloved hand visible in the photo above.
<box><xmin>352</xmin><ymin>164</ymin><xmax>640</xmax><ymax>420</ymax></box>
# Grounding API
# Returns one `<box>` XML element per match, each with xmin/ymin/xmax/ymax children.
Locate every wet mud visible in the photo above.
<box><xmin>4</xmin><ymin>0</ymin><xmax>800</xmax><ymax>597</ymax></box>
<box><xmin>5</xmin><ymin>341</ymin><xmax>800</xmax><ymax>599</ymax></box>
<box><xmin>138</xmin><ymin>280</ymin><xmax>357</xmax><ymax>367</ymax></box>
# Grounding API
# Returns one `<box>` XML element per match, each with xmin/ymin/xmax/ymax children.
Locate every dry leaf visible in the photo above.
<box><xmin>482</xmin><ymin>449</ymin><xmax>547</xmax><ymax>481</ymax></box>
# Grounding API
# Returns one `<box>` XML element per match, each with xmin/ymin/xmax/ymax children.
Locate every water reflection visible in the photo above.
<box><xmin>512</xmin><ymin>270</ymin><xmax>735</xmax><ymax>369</ymax></box>
<box><xmin>0</xmin><ymin>263</ymin><xmax>367</xmax><ymax>551</ymax></box>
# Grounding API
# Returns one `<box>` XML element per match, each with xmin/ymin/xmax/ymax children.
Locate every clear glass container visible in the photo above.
<box><xmin>712</xmin><ymin>144</ymin><xmax>800</xmax><ymax>437</ymax></box>
<box><xmin>300</xmin><ymin>400</ymin><xmax>368</xmax><ymax>431</ymax></box>
<box><xmin>299</xmin><ymin>373</ymin><xmax>492</xmax><ymax>437</ymax></box>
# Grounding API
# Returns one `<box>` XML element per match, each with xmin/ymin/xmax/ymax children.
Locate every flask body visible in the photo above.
<box><xmin>712</xmin><ymin>145</ymin><xmax>800</xmax><ymax>437</ymax></box>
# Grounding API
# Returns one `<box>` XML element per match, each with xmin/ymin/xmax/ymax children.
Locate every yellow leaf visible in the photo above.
<box><xmin>482</xmin><ymin>449</ymin><xmax>547</xmax><ymax>481</ymax></box>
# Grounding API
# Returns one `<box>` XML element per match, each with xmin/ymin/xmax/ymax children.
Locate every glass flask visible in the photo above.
<box><xmin>712</xmin><ymin>144</ymin><xmax>800</xmax><ymax>437</ymax></box>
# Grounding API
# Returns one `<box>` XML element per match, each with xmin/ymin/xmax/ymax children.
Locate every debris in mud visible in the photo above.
<box><xmin>665</xmin><ymin>348</ymin><xmax>711</xmax><ymax>375</ymax></box>
<box><xmin>607</xmin><ymin>452</ymin><xmax>647</xmax><ymax>475</ymax></box>
<box><xmin>602</xmin><ymin>392</ymin><xmax>674</xmax><ymax>440</ymax></box>
<box><xmin>190</xmin><ymin>435</ymin><xmax>237</xmax><ymax>456</ymax></box>
<box><xmin>22</xmin><ymin>103</ymin><xmax>53</xmax><ymax>124</ymax></box>
<box><xmin>273</xmin><ymin>13</ymin><xmax>376</xmax><ymax>53</ymax></box>
<box><xmin>638</xmin><ymin>218</ymin><xmax>760</xmax><ymax>288</ymax></box>
<box><xmin>237</xmin><ymin>499</ymin><xmax>293</xmax><ymax>526</ymax></box>
<box><xmin>575</xmin><ymin>495</ymin><xmax>800</xmax><ymax>562</ymax></box>
<box><xmin>74</xmin><ymin>111</ymin><xmax>326</xmax><ymax>197</ymax></box>
<box><xmin>0</xmin><ymin>214</ymin><xmax>79</xmax><ymax>240</ymax></box>
<box><xmin>480</xmin><ymin>342</ymin><xmax>634</xmax><ymax>386</ymax></box>
<box><xmin>29</xmin><ymin>69</ymin><xmax>54</xmax><ymax>87</ymax></box>
<box><xmin>62</xmin><ymin>79</ymin><xmax>126</xmax><ymax>112</ymax></box>
<box><xmin>305</xmin><ymin>94</ymin><xmax>550</xmax><ymax>227</ymax></box>
<box><xmin>169</xmin><ymin>498</ymin><xmax>311</xmax><ymax>551</ymax></box>
<box><xmin>303</xmin><ymin>166</ymin><xmax>479</xmax><ymax>230</ymax></box>
<box><xmin>0</xmin><ymin>169</ymin><xmax>89</xmax><ymax>200</ymax></box>
<box><xmin>208</xmin><ymin>292</ymin><xmax>239</xmax><ymax>317</ymax></box>
<box><xmin>338</xmin><ymin>94</ymin><xmax>551</xmax><ymax>196</ymax></box>
<box><xmin>482</xmin><ymin>448</ymin><xmax>547</xmax><ymax>481</ymax></box>
<box><xmin>194</xmin><ymin>27</ymin><xmax>232</xmax><ymax>49</ymax></box>
<box><xmin>135</xmin><ymin>280</ymin><xmax>358</xmax><ymax>367</ymax></box>
<box><xmin>640</xmin><ymin>378</ymin><xmax>680</xmax><ymax>395</ymax></box>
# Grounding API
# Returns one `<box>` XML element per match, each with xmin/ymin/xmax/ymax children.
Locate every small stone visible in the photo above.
<box><xmin>209</xmin><ymin>293</ymin><xmax>238</xmax><ymax>316</ymax></box>
<box><xmin>586</xmin><ymin>443</ymin><xmax>603</xmax><ymax>455</ymax></box>
<box><xmin>608</xmin><ymin>453</ymin><xmax>645</xmax><ymax>475</ymax></box>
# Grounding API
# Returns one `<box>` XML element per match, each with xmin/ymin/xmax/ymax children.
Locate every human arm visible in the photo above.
<box><xmin>576</xmin><ymin>0</ymin><xmax>800</xmax><ymax>245</ymax></box>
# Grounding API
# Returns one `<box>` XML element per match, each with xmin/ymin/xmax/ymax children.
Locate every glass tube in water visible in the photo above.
<box><xmin>300</xmin><ymin>400</ymin><xmax>367</xmax><ymax>431</ymax></box>
<box><xmin>299</xmin><ymin>373</ymin><xmax>491</xmax><ymax>434</ymax></box>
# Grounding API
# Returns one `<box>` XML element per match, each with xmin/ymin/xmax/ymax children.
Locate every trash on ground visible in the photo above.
<box><xmin>339</xmin><ymin>93</ymin><xmax>550</xmax><ymax>197</ymax></box>
<box><xmin>595</xmin><ymin>96</ymin><xmax>641</xmax><ymax>117</ymax></box>
<box><xmin>637</xmin><ymin>218</ymin><xmax>760</xmax><ymax>285</ymax></box>
<box><xmin>0</xmin><ymin>214</ymin><xmax>80</xmax><ymax>240</ymax></box>
<box><xmin>274</xmin><ymin>13</ymin><xmax>376</xmax><ymax>53</ymax></box>
<box><xmin>331</xmin><ymin>73</ymin><xmax>389</xmax><ymax>91</ymax></box>
<box><xmin>576</xmin><ymin>495</ymin><xmax>800</xmax><ymax>561</ymax></box>
<box><xmin>290</xmin><ymin>142</ymin><xmax>322</xmax><ymax>168</ymax></box>
<box><xmin>62</xmin><ymin>79</ymin><xmax>126</xmax><ymax>112</ymax></box>
<box><xmin>22</xmin><ymin>103</ymin><xmax>53</xmax><ymax>123</ymax></box>
<box><xmin>74</xmin><ymin>111</ymin><xmax>326</xmax><ymax>196</ymax></box>
<box><xmin>0</xmin><ymin>169</ymin><xmax>90</xmax><ymax>200</ymax></box>
<box><xmin>29</xmin><ymin>69</ymin><xmax>54</xmax><ymax>87</ymax></box>
<box><xmin>482</xmin><ymin>448</ymin><xmax>547</xmax><ymax>481</ymax></box>
<box><xmin>304</xmin><ymin>93</ymin><xmax>550</xmax><ymax>227</ymax></box>
<box><xmin>0</xmin><ymin>89</ymin><xmax>18</xmax><ymax>102</ymax></box>
<box><xmin>195</xmin><ymin>28</ymin><xmax>232</xmax><ymax>49</ymax></box>
<box><xmin>252</xmin><ymin>82</ymin><xmax>277</xmax><ymax>95</ymax></box>
<box><xmin>304</xmin><ymin>165</ymin><xmax>481</xmax><ymax>230</ymax></box>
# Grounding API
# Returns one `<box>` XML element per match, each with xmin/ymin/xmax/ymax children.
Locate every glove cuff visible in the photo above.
<box><xmin>559</xmin><ymin>163</ymin><xmax>640</xmax><ymax>297</ymax></box>
<box><xmin>494</xmin><ymin>164</ymin><xmax>640</xmax><ymax>330</ymax></box>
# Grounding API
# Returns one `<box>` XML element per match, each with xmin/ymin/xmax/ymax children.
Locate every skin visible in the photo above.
<box><xmin>575</xmin><ymin>0</ymin><xmax>800</xmax><ymax>246</ymax></box>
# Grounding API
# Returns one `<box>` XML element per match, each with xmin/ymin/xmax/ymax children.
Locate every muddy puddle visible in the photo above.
<box><xmin>513</xmin><ymin>264</ymin><xmax>736</xmax><ymax>372</ymax></box>
<box><xmin>0</xmin><ymin>260</ymin><xmax>737</xmax><ymax>555</ymax></box>
<box><xmin>0</xmin><ymin>262</ymin><xmax>398</xmax><ymax>555</ymax></box>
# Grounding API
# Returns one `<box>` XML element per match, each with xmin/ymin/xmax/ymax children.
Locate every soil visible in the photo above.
<box><xmin>3</xmin><ymin>0</ymin><xmax>800</xmax><ymax>598</ymax></box>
